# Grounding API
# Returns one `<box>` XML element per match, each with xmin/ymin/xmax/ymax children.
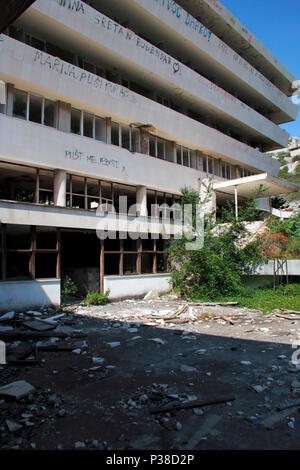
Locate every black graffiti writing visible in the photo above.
<box><xmin>65</xmin><ymin>149</ymin><xmax>121</xmax><ymax>169</ymax></box>
<box><xmin>58</xmin><ymin>0</ymin><xmax>85</xmax><ymax>14</ymax></box>
<box><xmin>94</xmin><ymin>14</ymin><xmax>182</xmax><ymax>75</ymax></box>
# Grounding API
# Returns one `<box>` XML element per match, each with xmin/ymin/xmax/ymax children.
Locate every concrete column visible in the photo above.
<box><xmin>57</xmin><ymin>101</ymin><xmax>71</xmax><ymax>132</ymax></box>
<box><xmin>136</xmin><ymin>186</ymin><xmax>148</xmax><ymax>217</ymax></box>
<box><xmin>54</xmin><ymin>170</ymin><xmax>66</xmax><ymax>207</ymax></box>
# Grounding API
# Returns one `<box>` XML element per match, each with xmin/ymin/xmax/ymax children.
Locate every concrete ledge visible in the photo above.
<box><xmin>104</xmin><ymin>274</ymin><xmax>171</xmax><ymax>300</ymax></box>
<box><xmin>0</xmin><ymin>279</ymin><xmax>60</xmax><ymax>312</ymax></box>
<box><xmin>250</xmin><ymin>260</ymin><xmax>300</xmax><ymax>276</ymax></box>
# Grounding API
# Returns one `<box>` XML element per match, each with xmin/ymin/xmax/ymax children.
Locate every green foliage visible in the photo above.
<box><xmin>61</xmin><ymin>276</ymin><xmax>78</xmax><ymax>301</ymax></box>
<box><xmin>278</xmin><ymin>165</ymin><xmax>300</xmax><ymax>202</ymax></box>
<box><xmin>167</xmin><ymin>187</ymin><xmax>264</xmax><ymax>300</ymax></box>
<box><xmin>265</xmin><ymin>212</ymin><xmax>300</xmax><ymax>259</ymax></box>
<box><xmin>267</xmin><ymin>212</ymin><xmax>300</xmax><ymax>239</ymax></box>
<box><xmin>83</xmin><ymin>289</ymin><xmax>110</xmax><ymax>306</ymax></box>
<box><xmin>209</xmin><ymin>284</ymin><xmax>300</xmax><ymax>313</ymax></box>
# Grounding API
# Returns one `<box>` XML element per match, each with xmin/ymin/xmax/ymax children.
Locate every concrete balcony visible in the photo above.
<box><xmin>0</xmin><ymin>199</ymin><xmax>185</xmax><ymax>238</ymax></box>
<box><xmin>13</xmin><ymin>0</ymin><xmax>289</xmax><ymax>151</ymax></box>
<box><xmin>91</xmin><ymin>0</ymin><xmax>298</xmax><ymax>124</ymax></box>
<box><xmin>176</xmin><ymin>0</ymin><xmax>297</xmax><ymax>97</ymax></box>
<box><xmin>0</xmin><ymin>40</ymin><xmax>281</xmax><ymax>176</ymax></box>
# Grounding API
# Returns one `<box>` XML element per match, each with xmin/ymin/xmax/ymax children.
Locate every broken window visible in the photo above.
<box><xmin>13</xmin><ymin>89</ymin><xmax>27</xmax><ymax>120</ymax></box>
<box><xmin>111</xmin><ymin>121</ymin><xmax>120</xmax><ymax>146</ymax></box>
<box><xmin>29</xmin><ymin>94</ymin><xmax>42</xmax><ymax>124</ymax></box>
<box><xmin>95</xmin><ymin>116</ymin><xmax>106</xmax><ymax>142</ymax></box>
<box><xmin>0</xmin><ymin>225</ymin><xmax>60</xmax><ymax>281</ymax></box>
<box><xmin>71</xmin><ymin>108</ymin><xmax>81</xmax><ymax>135</ymax></box>
<box><xmin>83</xmin><ymin>112</ymin><xmax>94</xmax><ymax>138</ymax></box>
<box><xmin>44</xmin><ymin>99</ymin><xmax>57</xmax><ymax>128</ymax></box>
<box><xmin>121</xmin><ymin>124</ymin><xmax>131</xmax><ymax>151</ymax></box>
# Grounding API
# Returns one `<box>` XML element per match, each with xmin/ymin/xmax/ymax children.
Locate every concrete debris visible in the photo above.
<box><xmin>6</xmin><ymin>420</ymin><xmax>23</xmax><ymax>432</ymax></box>
<box><xmin>0</xmin><ymin>311</ymin><xmax>15</xmax><ymax>321</ymax></box>
<box><xmin>0</xmin><ymin>380</ymin><xmax>35</xmax><ymax>400</ymax></box>
<box><xmin>0</xmin><ymin>299</ymin><xmax>300</xmax><ymax>450</ymax></box>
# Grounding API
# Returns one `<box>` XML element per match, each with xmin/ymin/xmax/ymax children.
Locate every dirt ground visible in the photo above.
<box><xmin>1</xmin><ymin>294</ymin><xmax>300</xmax><ymax>452</ymax></box>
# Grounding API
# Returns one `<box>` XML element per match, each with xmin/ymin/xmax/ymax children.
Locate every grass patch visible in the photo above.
<box><xmin>189</xmin><ymin>283</ymin><xmax>300</xmax><ymax>313</ymax></box>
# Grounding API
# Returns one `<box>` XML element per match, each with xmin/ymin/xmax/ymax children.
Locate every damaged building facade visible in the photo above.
<box><xmin>0</xmin><ymin>0</ymin><xmax>298</xmax><ymax>310</ymax></box>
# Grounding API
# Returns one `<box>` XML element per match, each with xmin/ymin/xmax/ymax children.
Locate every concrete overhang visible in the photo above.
<box><xmin>176</xmin><ymin>0</ymin><xmax>297</xmax><ymax>97</ymax></box>
<box><xmin>213</xmin><ymin>173</ymin><xmax>298</xmax><ymax>198</ymax></box>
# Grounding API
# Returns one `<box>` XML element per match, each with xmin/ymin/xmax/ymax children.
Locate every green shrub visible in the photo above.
<box><xmin>167</xmin><ymin>186</ymin><xmax>264</xmax><ymax>300</ymax></box>
<box><xmin>83</xmin><ymin>289</ymin><xmax>110</xmax><ymax>306</ymax></box>
<box><xmin>61</xmin><ymin>276</ymin><xmax>78</xmax><ymax>302</ymax></box>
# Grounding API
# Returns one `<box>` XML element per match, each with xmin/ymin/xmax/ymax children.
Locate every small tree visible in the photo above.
<box><xmin>167</xmin><ymin>186</ymin><xmax>264</xmax><ymax>300</ymax></box>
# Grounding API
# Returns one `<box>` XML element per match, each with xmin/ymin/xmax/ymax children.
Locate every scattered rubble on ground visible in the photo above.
<box><xmin>1</xmin><ymin>295</ymin><xmax>300</xmax><ymax>450</ymax></box>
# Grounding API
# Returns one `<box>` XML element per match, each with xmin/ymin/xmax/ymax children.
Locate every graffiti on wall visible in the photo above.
<box><xmin>33</xmin><ymin>50</ymin><xmax>138</xmax><ymax>104</ymax></box>
<box><xmin>58</xmin><ymin>0</ymin><xmax>85</xmax><ymax>14</ymax></box>
<box><xmin>94</xmin><ymin>14</ymin><xmax>183</xmax><ymax>75</ymax></box>
<box><xmin>65</xmin><ymin>149</ymin><xmax>127</xmax><ymax>174</ymax></box>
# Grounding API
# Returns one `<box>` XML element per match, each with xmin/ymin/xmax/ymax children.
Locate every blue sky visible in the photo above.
<box><xmin>222</xmin><ymin>0</ymin><xmax>300</xmax><ymax>140</ymax></box>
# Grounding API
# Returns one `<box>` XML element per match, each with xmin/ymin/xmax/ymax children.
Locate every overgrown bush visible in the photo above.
<box><xmin>167</xmin><ymin>186</ymin><xmax>264</xmax><ymax>300</ymax></box>
<box><xmin>83</xmin><ymin>289</ymin><xmax>110</xmax><ymax>306</ymax></box>
<box><xmin>61</xmin><ymin>275</ymin><xmax>78</xmax><ymax>302</ymax></box>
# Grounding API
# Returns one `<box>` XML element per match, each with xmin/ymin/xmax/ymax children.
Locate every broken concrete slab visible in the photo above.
<box><xmin>0</xmin><ymin>380</ymin><xmax>35</xmax><ymax>400</ymax></box>
<box><xmin>23</xmin><ymin>320</ymin><xmax>57</xmax><ymax>332</ymax></box>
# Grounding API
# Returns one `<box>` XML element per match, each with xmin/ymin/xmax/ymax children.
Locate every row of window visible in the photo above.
<box><xmin>7</xmin><ymin>87</ymin><xmax>254</xmax><ymax>178</ymax></box>
<box><xmin>5</xmin><ymin>25</ymin><xmax>264</xmax><ymax>150</ymax></box>
<box><xmin>0</xmin><ymin>224</ymin><xmax>168</xmax><ymax>281</ymax></box>
<box><xmin>0</xmin><ymin>161</ymin><xmax>182</xmax><ymax>217</ymax></box>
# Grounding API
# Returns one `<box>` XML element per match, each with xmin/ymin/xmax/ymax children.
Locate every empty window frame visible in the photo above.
<box><xmin>0</xmin><ymin>224</ymin><xmax>60</xmax><ymax>281</ymax></box>
<box><xmin>111</xmin><ymin>121</ymin><xmax>120</xmax><ymax>146</ymax></box>
<box><xmin>103</xmin><ymin>236</ymin><xmax>169</xmax><ymax>276</ymax></box>
<box><xmin>66</xmin><ymin>174</ymin><xmax>102</xmax><ymax>210</ymax></box>
<box><xmin>11</xmin><ymin>88</ymin><xmax>57</xmax><ymax>128</ymax></box>
<box><xmin>0</xmin><ymin>162</ymin><xmax>54</xmax><ymax>205</ymax></box>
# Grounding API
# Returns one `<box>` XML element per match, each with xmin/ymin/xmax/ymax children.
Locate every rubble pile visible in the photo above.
<box><xmin>1</xmin><ymin>297</ymin><xmax>300</xmax><ymax>450</ymax></box>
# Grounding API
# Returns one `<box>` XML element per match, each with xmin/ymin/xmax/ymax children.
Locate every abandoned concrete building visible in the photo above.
<box><xmin>0</xmin><ymin>0</ymin><xmax>298</xmax><ymax>310</ymax></box>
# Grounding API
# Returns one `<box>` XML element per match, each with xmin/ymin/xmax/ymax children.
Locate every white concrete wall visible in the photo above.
<box><xmin>0</xmin><ymin>279</ymin><xmax>61</xmax><ymax>312</ymax></box>
<box><xmin>88</xmin><ymin>0</ymin><xmax>297</xmax><ymax>122</ymax></box>
<box><xmin>0</xmin><ymin>200</ymin><xmax>186</xmax><ymax>236</ymax></box>
<box><xmin>250</xmin><ymin>260</ymin><xmax>300</xmax><ymax>276</ymax></box>
<box><xmin>0</xmin><ymin>71</ymin><xmax>280</xmax><ymax>177</ymax></box>
<box><xmin>184</xmin><ymin>0</ymin><xmax>296</xmax><ymax>88</ymax></box>
<box><xmin>104</xmin><ymin>274</ymin><xmax>171</xmax><ymax>299</ymax></box>
<box><xmin>16</xmin><ymin>0</ymin><xmax>288</xmax><ymax>149</ymax></box>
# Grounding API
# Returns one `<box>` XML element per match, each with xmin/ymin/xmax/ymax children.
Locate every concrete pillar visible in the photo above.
<box><xmin>57</xmin><ymin>101</ymin><xmax>71</xmax><ymax>132</ymax></box>
<box><xmin>54</xmin><ymin>170</ymin><xmax>66</xmax><ymax>207</ymax></box>
<box><xmin>136</xmin><ymin>186</ymin><xmax>147</xmax><ymax>217</ymax></box>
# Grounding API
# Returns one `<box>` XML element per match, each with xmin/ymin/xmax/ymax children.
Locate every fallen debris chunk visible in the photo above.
<box><xmin>0</xmin><ymin>380</ymin><xmax>35</xmax><ymax>400</ymax></box>
<box><xmin>149</xmin><ymin>338</ymin><xmax>167</xmax><ymax>345</ymax></box>
<box><xmin>6</xmin><ymin>419</ymin><xmax>23</xmax><ymax>432</ymax></box>
<box><xmin>162</xmin><ymin>305</ymin><xmax>188</xmax><ymax>321</ymax></box>
<box><xmin>23</xmin><ymin>319</ymin><xmax>57</xmax><ymax>332</ymax></box>
<box><xmin>189</xmin><ymin>302</ymin><xmax>239</xmax><ymax>306</ymax></box>
<box><xmin>150</xmin><ymin>396</ymin><xmax>235</xmax><ymax>414</ymax></box>
<box><xmin>0</xmin><ymin>311</ymin><xmax>15</xmax><ymax>321</ymax></box>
